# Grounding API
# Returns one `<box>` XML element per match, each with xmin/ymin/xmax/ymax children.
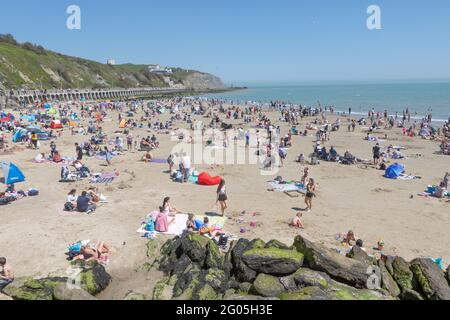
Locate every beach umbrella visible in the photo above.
<box><xmin>1</xmin><ymin>162</ymin><xmax>26</xmax><ymax>185</ymax></box>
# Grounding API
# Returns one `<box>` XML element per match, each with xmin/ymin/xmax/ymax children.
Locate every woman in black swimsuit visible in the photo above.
<box><xmin>305</xmin><ymin>178</ymin><xmax>316</xmax><ymax>212</ymax></box>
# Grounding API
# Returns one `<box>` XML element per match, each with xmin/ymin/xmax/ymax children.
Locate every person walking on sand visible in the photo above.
<box><xmin>372</xmin><ymin>143</ymin><xmax>381</xmax><ymax>166</ymax></box>
<box><xmin>216</xmin><ymin>179</ymin><xmax>228</xmax><ymax>217</ymax></box>
<box><xmin>305</xmin><ymin>178</ymin><xmax>316</xmax><ymax>212</ymax></box>
<box><xmin>104</xmin><ymin>146</ymin><xmax>112</xmax><ymax>166</ymax></box>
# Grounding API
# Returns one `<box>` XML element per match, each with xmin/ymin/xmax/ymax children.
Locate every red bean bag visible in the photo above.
<box><xmin>198</xmin><ymin>172</ymin><xmax>222</xmax><ymax>186</ymax></box>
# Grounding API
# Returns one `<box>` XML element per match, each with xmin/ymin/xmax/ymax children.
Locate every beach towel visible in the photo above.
<box><xmin>188</xmin><ymin>174</ymin><xmax>199</xmax><ymax>184</ymax></box>
<box><xmin>196</xmin><ymin>215</ymin><xmax>227</xmax><ymax>229</ymax></box>
<box><xmin>149</xmin><ymin>158</ymin><xmax>167</xmax><ymax>164</ymax></box>
<box><xmin>90</xmin><ymin>173</ymin><xmax>116</xmax><ymax>184</ymax></box>
<box><xmin>91</xmin><ymin>177</ymin><xmax>115</xmax><ymax>184</ymax></box>
<box><xmin>268</xmin><ymin>181</ymin><xmax>306</xmax><ymax>193</ymax></box>
<box><xmin>136</xmin><ymin>213</ymin><xmax>227</xmax><ymax>237</ymax></box>
<box><xmin>137</xmin><ymin>214</ymin><xmax>188</xmax><ymax>236</ymax></box>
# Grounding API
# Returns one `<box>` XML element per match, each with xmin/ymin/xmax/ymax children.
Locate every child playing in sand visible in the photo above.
<box><xmin>199</xmin><ymin>217</ymin><xmax>225</xmax><ymax>238</ymax></box>
<box><xmin>290</xmin><ymin>212</ymin><xmax>304</xmax><ymax>229</ymax></box>
<box><xmin>343</xmin><ymin>230</ymin><xmax>356</xmax><ymax>246</ymax></box>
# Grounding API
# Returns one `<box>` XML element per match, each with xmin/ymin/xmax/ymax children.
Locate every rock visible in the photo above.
<box><xmin>328</xmin><ymin>281</ymin><xmax>394</xmax><ymax>300</ymax></box>
<box><xmin>53</xmin><ymin>284</ymin><xmax>97</xmax><ymax>300</ymax></box>
<box><xmin>204</xmin><ymin>268</ymin><xmax>228</xmax><ymax>293</ymax></box>
<box><xmin>205</xmin><ymin>240</ymin><xmax>224</xmax><ymax>269</ymax></box>
<box><xmin>410</xmin><ymin>258</ymin><xmax>450</xmax><ymax>300</ymax></box>
<box><xmin>231</xmin><ymin>238</ymin><xmax>251</xmax><ymax>268</ymax></box>
<box><xmin>279</xmin><ymin>275</ymin><xmax>298</xmax><ymax>291</ymax></box>
<box><xmin>238</xmin><ymin>282</ymin><xmax>252</xmax><ymax>293</ymax></box>
<box><xmin>446</xmin><ymin>266</ymin><xmax>450</xmax><ymax>286</ymax></box>
<box><xmin>399</xmin><ymin>288</ymin><xmax>424</xmax><ymax>300</ymax></box>
<box><xmin>181</xmin><ymin>233</ymin><xmax>210</xmax><ymax>263</ymax></box>
<box><xmin>173</xmin><ymin>276</ymin><xmax>200</xmax><ymax>300</ymax></box>
<box><xmin>152</xmin><ymin>277</ymin><xmax>173</xmax><ymax>300</ymax></box>
<box><xmin>124</xmin><ymin>292</ymin><xmax>147</xmax><ymax>300</ymax></box>
<box><xmin>250</xmin><ymin>274</ymin><xmax>285</xmax><ymax>297</ymax></box>
<box><xmin>293</xmin><ymin>235</ymin><xmax>369</xmax><ymax>288</ymax></box>
<box><xmin>172</xmin><ymin>254</ymin><xmax>192</xmax><ymax>275</ymax></box>
<box><xmin>158</xmin><ymin>250</ymin><xmax>179</xmax><ymax>274</ymax></box>
<box><xmin>79</xmin><ymin>263</ymin><xmax>112</xmax><ymax>296</ymax></box>
<box><xmin>168</xmin><ymin>274</ymin><xmax>179</xmax><ymax>286</ymax></box>
<box><xmin>223</xmin><ymin>289</ymin><xmax>236</xmax><ymax>299</ymax></box>
<box><xmin>2</xmin><ymin>277</ymin><xmax>67</xmax><ymax>300</ymax></box>
<box><xmin>242</xmin><ymin>247</ymin><xmax>304</xmax><ymax>276</ymax></box>
<box><xmin>193</xmin><ymin>283</ymin><xmax>220</xmax><ymax>300</ymax></box>
<box><xmin>378</xmin><ymin>260</ymin><xmax>401</xmax><ymax>297</ymax></box>
<box><xmin>392</xmin><ymin>257</ymin><xmax>415</xmax><ymax>292</ymax></box>
<box><xmin>292</xmin><ymin>268</ymin><xmax>331</xmax><ymax>289</ymax></box>
<box><xmin>223</xmin><ymin>243</ymin><xmax>234</xmax><ymax>277</ymax></box>
<box><xmin>278</xmin><ymin>286</ymin><xmax>330</xmax><ymax>300</ymax></box>
<box><xmin>234</xmin><ymin>260</ymin><xmax>257</xmax><ymax>283</ymax></box>
<box><xmin>146</xmin><ymin>239</ymin><xmax>160</xmax><ymax>259</ymax></box>
<box><xmin>3</xmin><ymin>279</ymin><xmax>54</xmax><ymax>300</ymax></box>
<box><xmin>347</xmin><ymin>246</ymin><xmax>374</xmax><ymax>265</ymax></box>
<box><xmin>173</xmin><ymin>264</ymin><xmax>202</xmax><ymax>298</ymax></box>
<box><xmin>265</xmin><ymin>239</ymin><xmax>290</xmax><ymax>250</ymax></box>
<box><xmin>385</xmin><ymin>256</ymin><xmax>395</xmax><ymax>276</ymax></box>
<box><xmin>227</xmin><ymin>278</ymin><xmax>240</xmax><ymax>290</ymax></box>
<box><xmin>247</xmin><ymin>239</ymin><xmax>266</xmax><ymax>250</ymax></box>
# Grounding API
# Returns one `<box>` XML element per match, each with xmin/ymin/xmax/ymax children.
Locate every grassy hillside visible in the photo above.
<box><xmin>0</xmin><ymin>35</ymin><xmax>226</xmax><ymax>90</ymax></box>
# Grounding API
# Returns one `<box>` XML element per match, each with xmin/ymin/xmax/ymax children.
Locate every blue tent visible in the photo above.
<box><xmin>1</xmin><ymin>162</ymin><xmax>25</xmax><ymax>184</ymax></box>
<box><xmin>384</xmin><ymin>163</ymin><xmax>405</xmax><ymax>179</ymax></box>
<box><xmin>12</xmin><ymin>129</ymin><xmax>27</xmax><ymax>143</ymax></box>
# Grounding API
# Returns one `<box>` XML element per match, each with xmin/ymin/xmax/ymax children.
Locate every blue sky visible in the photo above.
<box><xmin>1</xmin><ymin>0</ymin><xmax>450</xmax><ymax>85</ymax></box>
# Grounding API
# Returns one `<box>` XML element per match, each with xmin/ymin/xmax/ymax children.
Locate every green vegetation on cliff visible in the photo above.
<box><xmin>0</xmin><ymin>34</ymin><xmax>226</xmax><ymax>90</ymax></box>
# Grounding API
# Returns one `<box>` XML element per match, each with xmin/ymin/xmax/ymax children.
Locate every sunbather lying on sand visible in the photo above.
<box><xmin>73</xmin><ymin>241</ymin><xmax>111</xmax><ymax>263</ymax></box>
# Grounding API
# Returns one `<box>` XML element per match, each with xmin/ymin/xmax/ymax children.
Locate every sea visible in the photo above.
<box><xmin>202</xmin><ymin>82</ymin><xmax>450</xmax><ymax>123</ymax></box>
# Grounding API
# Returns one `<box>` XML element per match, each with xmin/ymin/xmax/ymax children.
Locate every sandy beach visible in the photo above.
<box><xmin>0</xmin><ymin>100</ymin><xmax>448</xmax><ymax>299</ymax></box>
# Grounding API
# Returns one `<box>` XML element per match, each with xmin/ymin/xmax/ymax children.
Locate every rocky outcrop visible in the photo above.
<box><xmin>181</xmin><ymin>72</ymin><xmax>227</xmax><ymax>91</ymax></box>
<box><xmin>250</xmin><ymin>274</ymin><xmax>285</xmax><ymax>297</ymax></box>
<box><xmin>410</xmin><ymin>258</ymin><xmax>450</xmax><ymax>300</ymax></box>
<box><xmin>151</xmin><ymin>233</ymin><xmax>450</xmax><ymax>301</ymax></box>
<box><xmin>152</xmin><ymin>233</ymin><xmax>395</xmax><ymax>300</ymax></box>
<box><xmin>2</xmin><ymin>262</ymin><xmax>110</xmax><ymax>300</ymax></box>
<box><xmin>378</xmin><ymin>260</ymin><xmax>401</xmax><ymax>297</ymax></box>
<box><xmin>293</xmin><ymin>235</ymin><xmax>370</xmax><ymax>288</ymax></box>
<box><xmin>241</xmin><ymin>247</ymin><xmax>304</xmax><ymax>276</ymax></box>
<box><xmin>446</xmin><ymin>266</ymin><xmax>450</xmax><ymax>286</ymax></box>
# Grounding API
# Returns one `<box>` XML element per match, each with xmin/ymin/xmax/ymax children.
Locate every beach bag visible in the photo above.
<box><xmin>218</xmin><ymin>235</ymin><xmax>229</xmax><ymax>247</ymax></box>
<box><xmin>68</xmin><ymin>242</ymin><xmax>82</xmax><ymax>254</ymax></box>
<box><xmin>145</xmin><ymin>219</ymin><xmax>155</xmax><ymax>232</ymax></box>
<box><xmin>194</xmin><ymin>219</ymin><xmax>203</xmax><ymax>230</ymax></box>
<box><xmin>28</xmin><ymin>189</ymin><xmax>39</xmax><ymax>196</ymax></box>
<box><xmin>64</xmin><ymin>202</ymin><xmax>74</xmax><ymax>212</ymax></box>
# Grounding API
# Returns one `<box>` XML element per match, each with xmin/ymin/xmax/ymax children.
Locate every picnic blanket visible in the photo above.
<box><xmin>268</xmin><ymin>181</ymin><xmax>306</xmax><ymax>193</ymax></box>
<box><xmin>149</xmin><ymin>158</ymin><xmax>167</xmax><ymax>164</ymax></box>
<box><xmin>90</xmin><ymin>172</ymin><xmax>116</xmax><ymax>184</ymax></box>
<box><xmin>137</xmin><ymin>213</ymin><xmax>227</xmax><ymax>236</ymax></box>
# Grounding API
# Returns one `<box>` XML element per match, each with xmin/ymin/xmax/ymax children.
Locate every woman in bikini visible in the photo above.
<box><xmin>162</xmin><ymin>197</ymin><xmax>180</xmax><ymax>216</ymax></box>
<box><xmin>216</xmin><ymin>179</ymin><xmax>228</xmax><ymax>217</ymax></box>
<box><xmin>75</xmin><ymin>241</ymin><xmax>110</xmax><ymax>262</ymax></box>
<box><xmin>305</xmin><ymin>178</ymin><xmax>316</xmax><ymax>212</ymax></box>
